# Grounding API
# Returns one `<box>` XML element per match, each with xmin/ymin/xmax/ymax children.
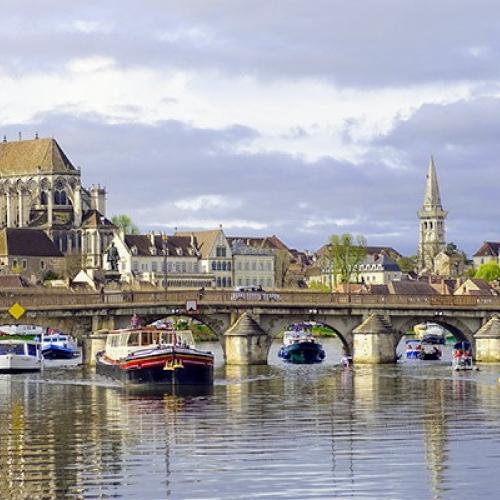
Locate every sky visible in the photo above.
<box><xmin>1</xmin><ymin>0</ymin><xmax>499</xmax><ymax>256</ymax></box>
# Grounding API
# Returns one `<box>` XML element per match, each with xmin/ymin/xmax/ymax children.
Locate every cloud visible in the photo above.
<box><xmin>173</xmin><ymin>194</ymin><xmax>241</xmax><ymax>211</ymax></box>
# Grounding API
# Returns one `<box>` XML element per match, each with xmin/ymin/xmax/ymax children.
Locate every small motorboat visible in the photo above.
<box><xmin>405</xmin><ymin>339</ymin><xmax>441</xmax><ymax>360</ymax></box>
<box><xmin>96</xmin><ymin>320</ymin><xmax>214</xmax><ymax>387</ymax></box>
<box><xmin>452</xmin><ymin>341</ymin><xmax>476</xmax><ymax>371</ymax></box>
<box><xmin>278</xmin><ymin>325</ymin><xmax>326</xmax><ymax>364</ymax></box>
<box><xmin>405</xmin><ymin>339</ymin><xmax>422</xmax><ymax>359</ymax></box>
<box><xmin>0</xmin><ymin>340</ymin><xmax>41</xmax><ymax>372</ymax></box>
<box><xmin>420</xmin><ymin>343</ymin><xmax>442</xmax><ymax>360</ymax></box>
<box><xmin>38</xmin><ymin>331</ymin><xmax>79</xmax><ymax>359</ymax></box>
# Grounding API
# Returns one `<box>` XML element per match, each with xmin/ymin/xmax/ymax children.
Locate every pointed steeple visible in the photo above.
<box><xmin>422</xmin><ymin>156</ymin><xmax>442</xmax><ymax>209</ymax></box>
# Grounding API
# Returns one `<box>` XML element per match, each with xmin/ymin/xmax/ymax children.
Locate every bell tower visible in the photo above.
<box><xmin>418</xmin><ymin>156</ymin><xmax>447</xmax><ymax>272</ymax></box>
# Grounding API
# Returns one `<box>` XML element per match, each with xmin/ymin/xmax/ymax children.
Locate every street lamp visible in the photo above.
<box><xmin>162</xmin><ymin>237</ymin><xmax>169</xmax><ymax>296</ymax></box>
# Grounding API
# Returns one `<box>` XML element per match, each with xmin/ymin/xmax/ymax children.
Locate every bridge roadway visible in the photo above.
<box><xmin>1</xmin><ymin>289</ymin><xmax>499</xmax><ymax>363</ymax></box>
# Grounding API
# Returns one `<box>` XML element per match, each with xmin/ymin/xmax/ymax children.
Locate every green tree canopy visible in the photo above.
<box><xmin>474</xmin><ymin>261</ymin><xmax>500</xmax><ymax>282</ymax></box>
<box><xmin>328</xmin><ymin>233</ymin><xmax>367</xmax><ymax>286</ymax></box>
<box><xmin>397</xmin><ymin>256</ymin><xmax>417</xmax><ymax>273</ymax></box>
<box><xmin>111</xmin><ymin>214</ymin><xmax>139</xmax><ymax>235</ymax></box>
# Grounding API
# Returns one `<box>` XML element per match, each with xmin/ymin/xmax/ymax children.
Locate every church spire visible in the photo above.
<box><xmin>422</xmin><ymin>155</ymin><xmax>442</xmax><ymax>210</ymax></box>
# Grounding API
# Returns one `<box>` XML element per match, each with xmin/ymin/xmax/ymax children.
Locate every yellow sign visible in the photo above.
<box><xmin>8</xmin><ymin>303</ymin><xmax>25</xmax><ymax>320</ymax></box>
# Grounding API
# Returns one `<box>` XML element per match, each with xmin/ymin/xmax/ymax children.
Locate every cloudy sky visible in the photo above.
<box><xmin>1</xmin><ymin>1</ymin><xmax>499</xmax><ymax>255</ymax></box>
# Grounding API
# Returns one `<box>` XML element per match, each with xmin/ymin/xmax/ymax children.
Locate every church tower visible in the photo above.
<box><xmin>418</xmin><ymin>156</ymin><xmax>447</xmax><ymax>272</ymax></box>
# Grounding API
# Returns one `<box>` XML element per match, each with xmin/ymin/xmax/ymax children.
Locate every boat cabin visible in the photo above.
<box><xmin>0</xmin><ymin>340</ymin><xmax>40</xmax><ymax>358</ymax></box>
<box><xmin>104</xmin><ymin>328</ymin><xmax>196</xmax><ymax>361</ymax></box>
<box><xmin>283</xmin><ymin>330</ymin><xmax>315</xmax><ymax>346</ymax></box>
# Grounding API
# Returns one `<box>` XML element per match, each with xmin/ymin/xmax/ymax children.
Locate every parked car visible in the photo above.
<box><xmin>234</xmin><ymin>285</ymin><xmax>264</xmax><ymax>293</ymax></box>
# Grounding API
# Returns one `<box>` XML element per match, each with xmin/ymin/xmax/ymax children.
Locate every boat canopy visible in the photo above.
<box><xmin>453</xmin><ymin>341</ymin><xmax>471</xmax><ymax>350</ymax></box>
<box><xmin>105</xmin><ymin>328</ymin><xmax>196</xmax><ymax>360</ymax></box>
<box><xmin>405</xmin><ymin>339</ymin><xmax>421</xmax><ymax>344</ymax></box>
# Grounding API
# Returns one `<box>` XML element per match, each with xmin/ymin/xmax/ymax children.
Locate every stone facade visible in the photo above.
<box><xmin>0</xmin><ymin>137</ymin><xmax>115</xmax><ymax>277</ymax></box>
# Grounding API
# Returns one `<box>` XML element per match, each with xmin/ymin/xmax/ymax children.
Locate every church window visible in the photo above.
<box><xmin>40</xmin><ymin>191</ymin><xmax>47</xmax><ymax>205</ymax></box>
<box><xmin>60</xmin><ymin>191</ymin><xmax>67</xmax><ymax>205</ymax></box>
<box><xmin>227</xmin><ymin>262</ymin><xmax>231</xmax><ymax>271</ymax></box>
<box><xmin>54</xmin><ymin>191</ymin><xmax>61</xmax><ymax>204</ymax></box>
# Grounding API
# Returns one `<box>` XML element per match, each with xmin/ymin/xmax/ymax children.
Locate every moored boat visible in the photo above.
<box><xmin>278</xmin><ymin>326</ymin><xmax>325</xmax><ymax>364</ymax></box>
<box><xmin>0</xmin><ymin>340</ymin><xmax>42</xmax><ymax>372</ymax></box>
<box><xmin>96</xmin><ymin>321</ymin><xmax>214</xmax><ymax>386</ymax></box>
<box><xmin>37</xmin><ymin>331</ymin><xmax>79</xmax><ymax>359</ymax></box>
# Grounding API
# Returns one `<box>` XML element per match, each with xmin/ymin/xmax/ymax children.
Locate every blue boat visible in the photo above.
<box><xmin>278</xmin><ymin>327</ymin><xmax>326</xmax><ymax>364</ymax></box>
<box><xmin>405</xmin><ymin>339</ymin><xmax>422</xmax><ymax>359</ymax></box>
<box><xmin>37</xmin><ymin>332</ymin><xmax>79</xmax><ymax>359</ymax></box>
<box><xmin>405</xmin><ymin>339</ymin><xmax>442</xmax><ymax>360</ymax></box>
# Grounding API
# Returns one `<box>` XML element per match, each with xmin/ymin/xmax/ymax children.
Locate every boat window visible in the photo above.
<box><xmin>141</xmin><ymin>332</ymin><xmax>154</xmax><ymax>346</ymax></box>
<box><xmin>0</xmin><ymin>344</ymin><xmax>25</xmax><ymax>355</ymax></box>
<box><xmin>27</xmin><ymin>344</ymin><xmax>37</xmax><ymax>356</ymax></box>
<box><xmin>128</xmin><ymin>333</ymin><xmax>140</xmax><ymax>346</ymax></box>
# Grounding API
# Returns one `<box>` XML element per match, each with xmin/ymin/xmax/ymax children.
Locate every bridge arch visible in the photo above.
<box><xmin>258</xmin><ymin>314</ymin><xmax>359</xmax><ymax>358</ymax></box>
<box><xmin>390</xmin><ymin>315</ymin><xmax>476</xmax><ymax>347</ymax></box>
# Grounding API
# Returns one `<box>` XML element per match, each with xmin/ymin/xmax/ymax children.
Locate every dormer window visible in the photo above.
<box><xmin>131</xmin><ymin>246</ymin><xmax>138</xmax><ymax>256</ymax></box>
<box><xmin>176</xmin><ymin>248</ymin><xmax>182</xmax><ymax>256</ymax></box>
<box><xmin>150</xmin><ymin>247</ymin><xmax>157</xmax><ymax>255</ymax></box>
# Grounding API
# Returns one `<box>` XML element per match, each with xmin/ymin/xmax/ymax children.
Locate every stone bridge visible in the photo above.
<box><xmin>1</xmin><ymin>289</ymin><xmax>499</xmax><ymax>364</ymax></box>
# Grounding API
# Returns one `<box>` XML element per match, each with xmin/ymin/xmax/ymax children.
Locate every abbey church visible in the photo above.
<box><xmin>0</xmin><ymin>136</ymin><xmax>115</xmax><ymax>276</ymax></box>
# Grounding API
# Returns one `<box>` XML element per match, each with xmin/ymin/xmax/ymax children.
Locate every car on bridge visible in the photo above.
<box><xmin>231</xmin><ymin>286</ymin><xmax>281</xmax><ymax>302</ymax></box>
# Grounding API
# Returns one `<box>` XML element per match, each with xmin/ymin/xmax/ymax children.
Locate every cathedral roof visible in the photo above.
<box><xmin>0</xmin><ymin>138</ymin><xmax>77</xmax><ymax>176</ymax></box>
<box><xmin>0</xmin><ymin>228</ymin><xmax>63</xmax><ymax>257</ymax></box>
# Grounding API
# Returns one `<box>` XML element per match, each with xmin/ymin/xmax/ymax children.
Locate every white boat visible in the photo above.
<box><xmin>452</xmin><ymin>341</ymin><xmax>477</xmax><ymax>371</ymax></box>
<box><xmin>0</xmin><ymin>340</ymin><xmax>42</xmax><ymax>372</ymax></box>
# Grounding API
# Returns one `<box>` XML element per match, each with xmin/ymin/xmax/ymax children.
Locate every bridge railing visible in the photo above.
<box><xmin>0</xmin><ymin>289</ymin><xmax>499</xmax><ymax>309</ymax></box>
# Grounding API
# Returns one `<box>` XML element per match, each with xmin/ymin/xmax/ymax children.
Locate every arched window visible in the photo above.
<box><xmin>40</xmin><ymin>191</ymin><xmax>47</xmax><ymax>205</ymax></box>
<box><xmin>54</xmin><ymin>191</ymin><xmax>61</xmax><ymax>204</ymax></box>
<box><xmin>221</xmin><ymin>277</ymin><xmax>227</xmax><ymax>287</ymax></box>
<box><xmin>212</xmin><ymin>261</ymin><xmax>217</xmax><ymax>271</ymax></box>
<box><xmin>60</xmin><ymin>190</ymin><xmax>67</xmax><ymax>205</ymax></box>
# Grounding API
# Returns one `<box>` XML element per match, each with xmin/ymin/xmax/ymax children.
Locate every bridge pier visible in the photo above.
<box><xmin>224</xmin><ymin>313</ymin><xmax>270</xmax><ymax>365</ymax></box>
<box><xmin>352</xmin><ymin>314</ymin><xmax>397</xmax><ymax>364</ymax></box>
<box><xmin>475</xmin><ymin>315</ymin><xmax>500</xmax><ymax>362</ymax></box>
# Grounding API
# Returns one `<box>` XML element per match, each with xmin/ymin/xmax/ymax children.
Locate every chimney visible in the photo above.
<box><xmin>18</xmin><ymin>132</ymin><xmax>22</xmax><ymax>141</ymax></box>
<box><xmin>2</xmin><ymin>135</ymin><xmax>6</xmax><ymax>143</ymax></box>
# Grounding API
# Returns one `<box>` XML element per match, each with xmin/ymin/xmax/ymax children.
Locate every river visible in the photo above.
<box><xmin>0</xmin><ymin>339</ymin><xmax>499</xmax><ymax>499</ymax></box>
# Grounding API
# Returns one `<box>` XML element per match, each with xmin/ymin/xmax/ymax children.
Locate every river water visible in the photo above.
<box><xmin>1</xmin><ymin>339</ymin><xmax>499</xmax><ymax>499</ymax></box>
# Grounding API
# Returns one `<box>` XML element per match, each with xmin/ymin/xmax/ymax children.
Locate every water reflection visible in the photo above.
<box><xmin>0</xmin><ymin>339</ymin><xmax>499</xmax><ymax>498</ymax></box>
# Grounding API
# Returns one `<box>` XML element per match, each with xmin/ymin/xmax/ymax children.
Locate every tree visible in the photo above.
<box><xmin>274</xmin><ymin>249</ymin><xmax>291</xmax><ymax>288</ymax></box>
<box><xmin>111</xmin><ymin>214</ymin><xmax>139</xmax><ymax>235</ymax></box>
<box><xmin>397</xmin><ymin>256</ymin><xmax>417</xmax><ymax>273</ymax></box>
<box><xmin>328</xmin><ymin>233</ymin><xmax>367</xmax><ymax>286</ymax></box>
<box><xmin>474</xmin><ymin>261</ymin><xmax>500</xmax><ymax>282</ymax></box>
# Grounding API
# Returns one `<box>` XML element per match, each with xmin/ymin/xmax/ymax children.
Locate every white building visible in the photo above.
<box><xmin>229</xmin><ymin>238</ymin><xmax>275</xmax><ymax>289</ymax></box>
<box><xmin>107</xmin><ymin>232</ymin><xmax>213</xmax><ymax>288</ymax></box>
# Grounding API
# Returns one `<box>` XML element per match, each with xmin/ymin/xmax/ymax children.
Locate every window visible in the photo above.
<box><xmin>152</xmin><ymin>262</ymin><xmax>157</xmax><ymax>272</ymax></box>
<box><xmin>12</xmin><ymin>259</ymin><xmax>18</xmax><ymax>269</ymax></box>
<box><xmin>252</xmin><ymin>261</ymin><xmax>257</xmax><ymax>271</ymax></box>
<box><xmin>221</xmin><ymin>277</ymin><xmax>227</xmax><ymax>287</ymax></box>
<box><xmin>212</xmin><ymin>261</ymin><xmax>217</xmax><ymax>271</ymax></box>
<box><xmin>216</xmin><ymin>246</ymin><xmax>226</xmax><ymax>257</ymax></box>
<box><xmin>132</xmin><ymin>260</ymin><xmax>139</xmax><ymax>271</ymax></box>
<box><xmin>245</xmin><ymin>262</ymin><xmax>250</xmax><ymax>271</ymax></box>
<box><xmin>181</xmin><ymin>262</ymin><xmax>186</xmax><ymax>272</ymax></box>
<box><xmin>176</xmin><ymin>263</ymin><xmax>180</xmax><ymax>272</ymax></box>
<box><xmin>216</xmin><ymin>277</ymin><xmax>221</xmax><ymax>287</ymax></box>
<box><xmin>252</xmin><ymin>278</ymin><xmax>257</xmax><ymax>285</ymax></box>
<box><xmin>40</xmin><ymin>260</ymin><xmax>46</xmax><ymax>270</ymax></box>
<box><xmin>40</xmin><ymin>191</ymin><xmax>47</xmax><ymax>205</ymax></box>
<box><xmin>237</xmin><ymin>278</ymin><xmax>242</xmax><ymax>285</ymax></box>
<box><xmin>227</xmin><ymin>262</ymin><xmax>231</xmax><ymax>271</ymax></box>
<box><xmin>227</xmin><ymin>277</ymin><xmax>232</xmax><ymax>287</ymax></box>
<box><xmin>221</xmin><ymin>261</ymin><xmax>226</xmax><ymax>271</ymax></box>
